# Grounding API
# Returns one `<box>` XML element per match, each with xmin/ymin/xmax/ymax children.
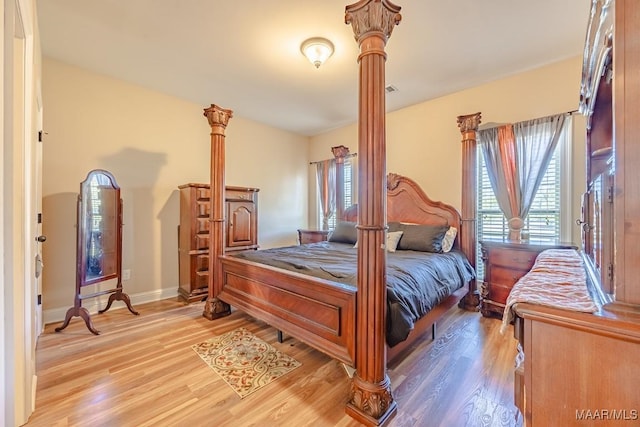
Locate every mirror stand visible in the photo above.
<box><xmin>55</xmin><ymin>170</ymin><xmax>138</xmax><ymax>335</ymax></box>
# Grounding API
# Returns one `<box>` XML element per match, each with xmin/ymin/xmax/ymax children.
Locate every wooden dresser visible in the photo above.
<box><xmin>509</xmin><ymin>1</ymin><xmax>640</xmax><ymax>425</ymax></box>
<box><xmin>297</xmin><ymin>229</ymin><xmax>329</xmax><ymax>245</ymax></box>
<box><xmin>178</xmin><ymin>184</ymin><xmax>259</xmax><ymax>303</ymax></box>
<box><xmin>513</xmin><ymin>304</ymin><xmax>640</xmax><ymax>426</ymax></box>
<box><xmin>480</xmin><ymin>240</ymin><xmax>574</xmax><ymax>317</ymax></box>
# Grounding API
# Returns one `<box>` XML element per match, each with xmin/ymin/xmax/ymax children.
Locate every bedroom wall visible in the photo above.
<box><xmin>41</xmin><ymin>58</ymin><xmax>309</xmax><ymax>323</ymax></box>
<box><xmin>309</xmin><ymin>56</ymin><xmax>587</xmax><ymax>246</ymax></box>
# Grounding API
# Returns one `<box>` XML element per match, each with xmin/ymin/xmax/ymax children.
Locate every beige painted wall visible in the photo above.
<box><xmin>41</xmin><ymin>58</ymin><xmax>309</xmax><ymax>323</ymax></box>
<box><xmin>310</xmin><ymin>56</ymin><xmax>587</xmax><ymax>245</ymax></box>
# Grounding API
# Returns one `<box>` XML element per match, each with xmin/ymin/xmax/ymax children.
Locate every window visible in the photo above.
<box><xmin>476</xmin><ymin>120</ymin><xmax>571</xmax><ymax>278</ymax></box>
<box><xmin>343</xmin><ymin>156</ymin><xmax>354</xmax><ymax>211</ymax></box>
<box><xmin>320</xmin><ymin>156</ymin><xmax>355</xmax><ymax>230</ymax></box>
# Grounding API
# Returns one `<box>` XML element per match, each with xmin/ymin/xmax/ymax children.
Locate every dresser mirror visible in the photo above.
<box><xmin>56</xmin><ymin>169</ymin><xmax>138</xmax><ymax>335</ymax></box>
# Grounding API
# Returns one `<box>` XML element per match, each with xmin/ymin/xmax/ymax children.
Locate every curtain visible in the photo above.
<box><xmin>479</xmin><ymin>114</ymin><xmax>567</xmax><ymax>240</ymax></box>
<box><xmin>316</xmin><ymin>159</ymin><xmax>336</xmax><ymax>231</ymax></box>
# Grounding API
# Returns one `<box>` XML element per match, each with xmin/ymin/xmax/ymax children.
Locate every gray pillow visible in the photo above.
<box><xmin>391</xmin><ymin>223</ymin><xmax>449</xmax><ymax>253</ymax></box>
<box><xmin>388</xmin><ymin>222</ymin><xmax>403</xmax><ymax>233</ymax></box>
<box><xmin>328</xmin><ymin>221</ymin><xmax>358</xmax><ymax>244</ymax></box>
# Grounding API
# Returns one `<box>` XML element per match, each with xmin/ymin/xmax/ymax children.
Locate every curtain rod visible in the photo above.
<box><xmin>309</xmin><ymin>153</ymin><xmax>358</xmax><ymax>165</ymax></box>
<box><xmin>478</xmin><ymin>109</ymin><xmax>579</xmax><ymax>131</ymax></box>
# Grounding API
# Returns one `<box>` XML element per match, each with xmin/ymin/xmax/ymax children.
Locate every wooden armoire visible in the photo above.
<box><xmin>511</xmin><ymin>1</ymin><xmax>640</xmax><ymax>425</ymax></box>
<box><xmin>178</xmin><ymin>184</ymin><xmax>259</xmax><ymax>302</ymax></box>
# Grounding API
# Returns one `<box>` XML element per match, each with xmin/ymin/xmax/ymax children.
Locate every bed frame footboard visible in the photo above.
<box><xmin>219</xmin><ymin>255</ymin><xmax>357</xmax><ymax>366</ymax></box>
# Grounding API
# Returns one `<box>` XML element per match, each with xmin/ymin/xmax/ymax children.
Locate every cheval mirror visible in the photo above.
<box><xmin>56</xmin><ymin>169</ymin><xmax>138</xmax><ymax>335</ymax></box>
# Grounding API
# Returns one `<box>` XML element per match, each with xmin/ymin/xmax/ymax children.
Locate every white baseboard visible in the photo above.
<box><xmin>43</xmin><ymin>286</ymin><xmax>178</xmax><ymax>325</ymax></box>
<box><xmin>32</xmin><ymin>374</ymin><xmax>37</xmax><ymax>412</ymax></box>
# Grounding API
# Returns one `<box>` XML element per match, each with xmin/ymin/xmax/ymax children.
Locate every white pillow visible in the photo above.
<box><xmin>386</xmin><ymin>231</ymin><xmax>404</xmax><ymax>252</ymax></box>
<box><xmin>353</xmin><ymin>231</ymin><xmax>404</xmax><ymax>252</ymax></box>
<box><xmin>441</xmin><ymin>227</ymin><xmax>457</xmax><ymax>253</ymax></box>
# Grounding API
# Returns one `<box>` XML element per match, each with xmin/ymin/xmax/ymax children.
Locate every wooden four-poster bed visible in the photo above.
<box><xmin>200</xmin><ymin>1</ymin><xmax>481</xmax><ymax>425</ymax></box>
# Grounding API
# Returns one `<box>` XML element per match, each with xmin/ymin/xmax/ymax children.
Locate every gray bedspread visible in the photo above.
<box><xmin>231</xmin><ymin>241</ymin><xmax>475</xmax><ymax>347</ymax></box>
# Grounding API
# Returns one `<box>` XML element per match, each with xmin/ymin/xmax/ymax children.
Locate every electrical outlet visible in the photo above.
<box><xmin>122</xmin><ymin>269</ymin><xmax>131</xmax><ymax>281</ymax></box>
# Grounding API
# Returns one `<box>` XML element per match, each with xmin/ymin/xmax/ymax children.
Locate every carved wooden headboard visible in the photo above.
<box><xmin>343</xmin><ymin>173</ymin><xmax>462</xmax><ymax>250</ymax></box>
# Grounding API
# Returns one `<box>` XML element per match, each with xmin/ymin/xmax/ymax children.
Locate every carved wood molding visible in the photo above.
<box><xmin>331</xmin><ymin>145</ymin><xmax>350</xmax><ymax>161</ymax></box>
<box><xmin>386</xmin><ymin>172</ymin><xmax>401</xmax><ymax>190</ymax></box>
<box><xmin>457</xmin><ymin>112</ymin><xmax>481</xmax><ymax>137</ymax></box>
<box><xmin>346</xmin><ymin>374</ymin><xmax>397</xmax><ymax>425</ymax></box>
<box><xmin>345</xmin><ymin>0</ymin><xmax>402</xmax><ymax>43</ymax></box>
<box><xmin>204</xmin><ymin>104</ymin><xmax>233</xmax><ymax>132</ymax></box>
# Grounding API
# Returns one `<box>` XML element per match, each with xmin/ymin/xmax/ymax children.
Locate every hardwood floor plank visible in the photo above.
<box><xmin>25</xmin><ymin>299</ymin><xmax>521</xmax><ymax>427</ymax></box>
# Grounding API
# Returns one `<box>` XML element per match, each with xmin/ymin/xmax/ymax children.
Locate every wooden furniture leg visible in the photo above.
<box><xmin>99</xmin><ymin>290</ymin><xmax>139</xmax><ymax>315</ymax></box>
<box><xmin>55</xmin><ymin>306</ymin><xmax>100</xmax><ymax>335</ymax></box>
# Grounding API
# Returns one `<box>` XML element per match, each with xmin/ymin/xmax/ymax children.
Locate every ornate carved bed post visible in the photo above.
<box><xmin>345</xmin><ymin>1</ymin><xmax>401</xmax><ymax>425</ymax></box>
<box><xmin>332</xmin><ymin>145</ymin><xmax>350</xmax><ymax>221</ymax></box>
<box><xmin>203</xmin><ymin>104</ymin><xmax>234</xmax><ymax>320</ymax></box>
<box><xmin>457</xmin><ymin>112</ymin><xmax>481</xmax><ymax>310</ymax></box>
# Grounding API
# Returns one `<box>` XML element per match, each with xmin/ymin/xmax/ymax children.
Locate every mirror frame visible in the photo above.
<box><xmin>55</xmin><ymin>169</ymin><xmax>138</xmax><ymax>335</ymax></box>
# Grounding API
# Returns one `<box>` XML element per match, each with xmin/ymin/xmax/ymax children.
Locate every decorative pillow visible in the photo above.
<box><xmin>441</xmin><ymin>227</ymin><xmax>458</xmax><ymax>253</ymax></box>
<box><xmin>354</xmin><ymin>230</ymin><xmax>404</xmax><ymax>252</ymax></box>
<box><xmin>394</xmin><ymin>223</ymin><xmax>449</xmax><ymax>253</ymax></box>
<box><xmin>386</xmin><ymin>231</ymin><xmax>404</xmax><ymax>252</ymax></box>
<box><xmin>387</xmin><ymin>222</ymin><xmax>403</xmax><ymax>233</ymax></box>
<box><xmin>328</xmin><ymin>221</ymin><xmax>358</xmax><ymax>244</ymax></box>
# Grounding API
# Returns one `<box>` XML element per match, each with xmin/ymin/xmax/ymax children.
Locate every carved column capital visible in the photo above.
<box><xmin>331</xmin><ymin>145</ymin><xmax>350</xmax><ymax>163</ymax></box>
<box><xmin>345</xmin><ymin>0</ymin><xmax>402</xmax><ymax>43</ymax></box>
<box><xmin>203</xmin><ymin>104</ymin><xmax>234</xmax><ymax>134</ymax></box>
<box><xmin>457</xmin><ymin>112</ymin><xmax>481</xmax><ymax>140</ymax></box>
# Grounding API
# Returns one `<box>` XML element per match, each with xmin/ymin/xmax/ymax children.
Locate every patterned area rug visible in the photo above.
<box><xmin>192</xmin><ymin>327</ymin><xmax>301</xmax><ymax>398</ymax></box>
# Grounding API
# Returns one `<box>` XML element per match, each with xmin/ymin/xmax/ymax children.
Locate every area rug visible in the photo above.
<box><xmin>191</xmin><ymin>327</ymin><xmax>301</xmax><ymax>398</ymax></box>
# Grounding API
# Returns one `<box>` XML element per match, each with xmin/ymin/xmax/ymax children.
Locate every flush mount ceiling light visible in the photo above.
<box><xmin>300</xmin><ymin>37</ymin><xmax>334</xmax><ymax>69</ymax></box>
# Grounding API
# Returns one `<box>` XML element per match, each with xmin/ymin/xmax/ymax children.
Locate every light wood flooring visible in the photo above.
<box><xmin>26</xmin><ymin>299</ymin><xmax>523</xmax><ymax>427</ymax></box>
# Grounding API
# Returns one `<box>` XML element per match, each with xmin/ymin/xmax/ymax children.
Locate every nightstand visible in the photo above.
<box><xmin>297</xmin><ymin>229</ymin><xmax>329</xmax><ymax>245</ymax></box>
<box><xmin>479</xmin><ymin>239</ymin><xmax>576</xmax><ymax>318</ymax></box>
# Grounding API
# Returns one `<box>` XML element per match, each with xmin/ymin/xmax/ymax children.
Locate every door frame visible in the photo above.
<box><xmin>2</xmin><ymin>0</ymin><xmax>40</xmax><ymax>424</ymax></box>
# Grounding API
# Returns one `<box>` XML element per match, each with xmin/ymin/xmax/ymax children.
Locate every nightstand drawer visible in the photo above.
<box><xmin>491</xmin><ymin>249</ymin><xmax>537</xmax><ymax>269</ymax></box>
<box><xmin>491</xmin><ymin>265</ymin><xmax>529</xmax><ymax>287</ymax></box>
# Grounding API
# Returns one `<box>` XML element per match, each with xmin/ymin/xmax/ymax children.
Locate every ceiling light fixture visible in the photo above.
<box><xmin>300</xmin><ymin>37</ymin><xmax>334</xmax><ymax>69</ymax></box>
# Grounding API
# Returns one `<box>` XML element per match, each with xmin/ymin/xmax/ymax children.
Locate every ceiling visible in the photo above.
<box><xmin>37</xmin><ymin>1</ymin><xmax>590</xmax><ymax>137</ymax></box>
